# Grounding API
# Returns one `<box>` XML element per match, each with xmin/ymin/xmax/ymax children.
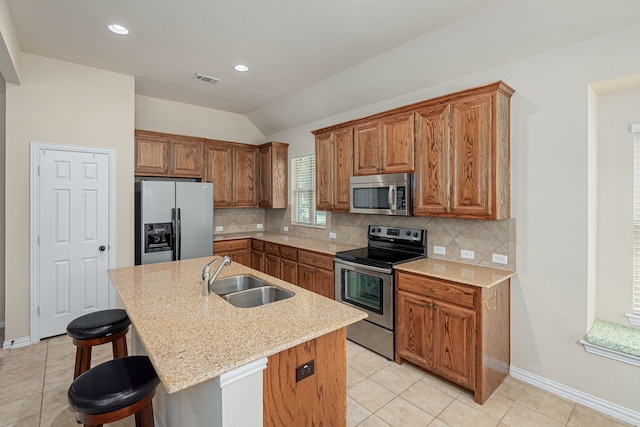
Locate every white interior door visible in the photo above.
<box><xmin>36</xmin><ymin>146</ymin><xmax>111</xmax><ymax>339</ymax></box>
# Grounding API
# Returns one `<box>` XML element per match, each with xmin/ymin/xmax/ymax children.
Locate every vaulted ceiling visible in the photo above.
<box><xmin>7</xmin><ymin>0</ymin><xmax>640</xmax><ymax>134</ymax></box>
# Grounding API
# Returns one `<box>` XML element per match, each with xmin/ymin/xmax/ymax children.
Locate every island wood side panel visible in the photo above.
<box><xmin>264</xmin><ymin>328</ymin><xmax>347</xmax><ymax>427</ymax></box>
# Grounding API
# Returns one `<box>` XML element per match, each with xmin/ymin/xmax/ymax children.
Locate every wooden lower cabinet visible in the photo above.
<box><xmin>265</xmin><ymin>254</ymin><xmax>280</xmax><ymax>278</ymax></box>
<box><xmin>432</xmin><ymin>300</ymin><xmax>475</xmax><ymax>389</ymax></box>
<box><xmin>297</xmin><ymin>249</ymin><xmax>335</xmax><ymax>299</ymax></box>
<box><xmin>251</xmin><ymin>239</ymin><xmax>265</xmax><ymax>271</ymax></box>
<box><xmin>264</xmin><ymin>328</ymin><xmax>346</xmax><ymax>427</ymax></box>
<box><xmin>395</xmin><ymin>270</ymin><xmax>510</xmax><ymax>404</ymax></box>
<box><xmin>213</xmin><ymin>239</ymin><xmax>250</xmax><ymax>267</ymax></box>
<box><xmin>280</xmin><ymin>258</ymin><xmax>298</xmax><ymax>285</ymax></box>
<box><xmin>248</xmin><ymin>240</ymin><xmax>335</xmax><ymax>299</ymax></box>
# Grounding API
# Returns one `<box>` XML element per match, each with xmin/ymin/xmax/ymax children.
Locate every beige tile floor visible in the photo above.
<box><xmin>344</xmin><ymin>340</ymin><xmax>632</xmax><ymax>427</ymax></box>
<box><xmin>0</xmin><ymin>330</ymin><xmax>632</xmax><ymax>427</ymax></box>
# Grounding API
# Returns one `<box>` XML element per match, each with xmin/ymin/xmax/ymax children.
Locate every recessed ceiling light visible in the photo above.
<box><xmin>234</xmin><ymin>65</ymin><xmax>249</xmax><ymax>72</ymax></box>
<box><xmin>108</xmin><ymin>24</ymin><xmax>129</xmax><ymax>35</ymax></box>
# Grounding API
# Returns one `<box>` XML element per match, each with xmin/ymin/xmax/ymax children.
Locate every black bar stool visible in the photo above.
<box><xmin>68</xmin><ymin>356</ymin><xmax>160</xmax><ymax>427</ymax></box>
<box><xmin>66</xmin><ymin>309</ymin><xmax>131</xmax><ymax>379</ymax></box>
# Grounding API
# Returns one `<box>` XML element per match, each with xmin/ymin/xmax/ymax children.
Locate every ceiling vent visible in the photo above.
<box><xmin>193</xmin><ymin>73</ymin><xmax>220</xmax><ymax>84</ymax></box>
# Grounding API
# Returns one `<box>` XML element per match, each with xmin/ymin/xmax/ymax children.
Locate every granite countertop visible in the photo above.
<box><xmin>107</xmin><ymin>257</ymin><xmax>366</xmax><ymax>394</ymax></box>
<box><xmin>395</xmin><ymin>258</ymin><xmax>516</xmax><ymax>288</ymax></box>
<box><xmin>213</xmin><ymin>231</ymin><xmax>360</xmax><ymax>255</ymax></box>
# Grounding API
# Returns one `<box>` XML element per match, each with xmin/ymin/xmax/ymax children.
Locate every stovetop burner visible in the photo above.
<box><xmin>334</xmin><ymin>225</ymin><xmax>427</xmax><ymax>269</ymax></box>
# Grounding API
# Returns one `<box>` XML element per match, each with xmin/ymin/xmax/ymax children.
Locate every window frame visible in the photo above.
<box><xmin>290</xmin><ymin>154</ymin><xmax>326</xmax><ymax>229</ymax></box>
<box><xmin>629</xmin><ymin>124</ymin><xmax>640</xmax><ymax>326</ymax></box>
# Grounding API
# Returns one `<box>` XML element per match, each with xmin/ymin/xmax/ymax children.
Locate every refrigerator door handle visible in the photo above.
<box><xmin>176</xmin><ymin>208</ymin><xmax>182</xmax><ymax>260</ymax></box>
<box><xmin>171</xmin><ymin>208</ymin><xmax>177</xmax><ymax>261</ymax></box>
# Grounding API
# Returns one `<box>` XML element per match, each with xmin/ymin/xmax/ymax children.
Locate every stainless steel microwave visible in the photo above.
<box><xmin>349</xmin><ymin>173</ymin><xmax>413</xmax><ymax>216</ymax></box>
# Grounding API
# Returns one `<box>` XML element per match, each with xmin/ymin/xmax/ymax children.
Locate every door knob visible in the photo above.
<box><xmin>99</xmin><ymin>245</ymin><xmax>106</xmax><ymax>252</ymax></box>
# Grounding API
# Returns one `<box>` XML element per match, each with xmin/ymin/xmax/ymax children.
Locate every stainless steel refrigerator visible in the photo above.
<box><xmin>135</xmin><ymin>180</ymin><xmax>213</xmax><ymax>265</ymax></box>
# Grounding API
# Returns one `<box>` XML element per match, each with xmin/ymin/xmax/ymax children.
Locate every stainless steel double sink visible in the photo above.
<box><xmin>209</xmin><ymin>275</ymin><xmax>294</xmax><ymax>308</ymax></box>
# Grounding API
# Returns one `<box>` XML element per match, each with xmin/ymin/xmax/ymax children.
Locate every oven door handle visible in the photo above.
<box><xmin>334</xmin><ymin>258</ymin><xmax>393</xmax><ymax>274</ymax></box>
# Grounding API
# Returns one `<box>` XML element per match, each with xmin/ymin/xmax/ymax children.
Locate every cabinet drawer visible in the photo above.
<box><xmin>280</xmin><ymin>246</ymin><xmax>298</xmax><ymax>261</ymax></box>
<box><xmin>214</xmin><ymin>239</ymin><xmax>249</xmax><ymax>253</ymax></box>
<box><xmin>397</xmin><ymin>271</ymin><xmax>475</xmax><ymax>308</ymax></box>
<box><xmin>251</xmin><ymin>239</ymin><xmax>264</xmax><ymax>251</ymax></box>
<box><xmin>265</xmin><ymin>242</ymin><xmax>280</xmax><ymax>256</ymax></box>
<box><xmin>298</xmin><ymin>250</ymin><xmax>334</xmax><ymax>271</ymax></box>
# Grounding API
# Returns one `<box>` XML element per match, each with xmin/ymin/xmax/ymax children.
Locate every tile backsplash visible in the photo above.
<box><xmin>217</xmin><ymin>206</ymin><xmax>516</xmax><ymax>270</ymax></box>
<box><xmin>213</xmin><ymin>208</ymin><xmax>266</xmax><ymax>234</ymax></box>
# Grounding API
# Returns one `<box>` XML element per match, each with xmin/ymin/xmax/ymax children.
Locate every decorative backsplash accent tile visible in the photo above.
<box><xmin>215</xmin><ymin>206</ymin><xmax>515</xmax><ymax>270</ymax></box>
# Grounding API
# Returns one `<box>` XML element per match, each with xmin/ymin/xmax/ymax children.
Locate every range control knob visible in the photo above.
<box><xmin>376</xmin><ymin>228</ymin><xmax>381</xmax><ymax>232</ymax></box>
<box><xmin>414</xmin><ymin>232</ymin><xmax>419</xmax><ymax>237</ymax></box>
<box><xmin>406</xmin><ymin>231</ymin><xmax>411</xmax><ymax>236</ymax></box>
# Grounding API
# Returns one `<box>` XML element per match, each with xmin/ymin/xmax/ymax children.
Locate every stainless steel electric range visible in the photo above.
<box><xmin>334</xmin><ymin>225</ymin><xmax>427</xmax><ymax>359</ymax></box>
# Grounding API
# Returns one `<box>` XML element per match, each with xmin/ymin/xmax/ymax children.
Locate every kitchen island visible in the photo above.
<box><xmin>107</xmin><ymin>256</ymin><xmax>366</xmax><ymax>427</ymax></box>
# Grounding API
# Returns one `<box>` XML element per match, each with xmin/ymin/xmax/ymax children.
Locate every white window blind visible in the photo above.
<box><xmin>633</xmin><ymin>131</ymin><xmax>640</xmax><ymax>314</ymax></box>
<box><xmin>291</xmin><ymin>155</ymin><xmax>326</xmax><ymax>227</ymax></box>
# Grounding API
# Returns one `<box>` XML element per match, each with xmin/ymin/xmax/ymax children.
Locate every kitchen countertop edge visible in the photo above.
<box><xmin>213</xmin><ymin>231</ymin><xmax>360</xmax><ymax>255</ymax></box>
<box><xmin>395</xmin><ymin>258</ymin><xmax>516</xmax><ymax>288</ymax></box>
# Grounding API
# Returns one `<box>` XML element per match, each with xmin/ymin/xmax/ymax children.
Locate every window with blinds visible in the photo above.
<box><xmin>291</xmin><ymin>155</ymin><xmax>326</xmax><ymax>227</ymax></box>
<box><xmin>633</xmin><ymin>130</ymin><xmax>640</xmax><ymax>315</ymax></box>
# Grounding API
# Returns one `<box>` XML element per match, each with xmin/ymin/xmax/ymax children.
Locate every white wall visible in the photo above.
<box><xmin>266</xmin><ymin>24</ymin><xmax>640</xmax><ymax>414</ymax></box>
<box><xmin>0</xmin><ymin>74</ymin><xmax>5</xmax><ymax>324</ymax></box>
<box><xmin>596</xmin><ymin>87</ymin><xmax>640</xmax><ymax>322</ymax></box>
<box><xmin>135</xmin><ymin>95</ymin><xmax>264</xmax><ymax>144</ymax></box>
<box><xmin>5</xmin><ymin>53</ymin><xmax>134</xmax><ymax>341</ymax></box>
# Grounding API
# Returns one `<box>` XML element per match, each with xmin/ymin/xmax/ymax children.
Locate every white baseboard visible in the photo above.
<box><xmin>510</xmin><ymin>365</ymin><xmax>640</xmax><ymax>426</ymax></box>
<box><xmin>2</xmin><ymin>336</ymin><xmax>31</xmax><ymax>349</ymax></box>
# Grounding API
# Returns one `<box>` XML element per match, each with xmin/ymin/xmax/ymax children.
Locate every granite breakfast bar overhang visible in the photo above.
<box><xmin>107</xmin><ymin>256</ymin><xmax>366</xmax><ymax>427</ymax></box>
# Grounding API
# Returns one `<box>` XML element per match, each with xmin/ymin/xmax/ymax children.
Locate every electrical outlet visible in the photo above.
<box><xmin>215</xmin><ymin>226</ymin><xmax>224</xmax><ymax>232</ymax></box>
<box><xmin>329</xmin><ymin>232</ymin><xmax>337</xmax><ymax>239</ymax></box>
<box><xmin>434</xmin><ymin>246</ymin><xmax>446</xmax><ymax>255</ymax></box>
<box><xmin>461</xmin><ymin>250</ymin><xmax>474</xmax><ymax>260</ymax></box>
<box><xmin>257</xmin><ymin>223</ymin><xmax>264</xmax><ymax>229</ymax></box>
<box><xmin>283</xmin><ymin>226</ymin><xmax>289</xmax><ymax>232</ymax></box>
<box><xmin>492</xmin><ymin>253</ymin><xmax>508</xmax><ymax>265</ymax></box>
<box><xmin>295</xmin><ymin>360</ymin><xmax>315</xmax><ymax>382</ymax></box>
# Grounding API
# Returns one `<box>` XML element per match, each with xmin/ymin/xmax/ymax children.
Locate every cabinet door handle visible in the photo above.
<box><xmin>425</xmin><ymin>303</ymin><xmax>431</xmax><ymax>308</ymax></box>
<box><xmin>430</xmin><ymin>288</ymin><xmax>435</xmax><ymax>293</ymax></box>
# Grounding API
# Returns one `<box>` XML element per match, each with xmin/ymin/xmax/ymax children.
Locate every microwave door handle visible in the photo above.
<box><xmin>388</xmin><ymin>185</ymin><xmax>396</xmax><ymax>212</ymax></box>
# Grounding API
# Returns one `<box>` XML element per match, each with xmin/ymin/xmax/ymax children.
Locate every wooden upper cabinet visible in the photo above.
<box><xmin>135</xmin><ymin>133</ymin><xmax>170</xmax><ymax>175</ymax></box>
<box><xmin>353</xmin><ymin>121</ymin><xmax>382</xmax><ymax>175</ymax></box>
<box><xmin>353</xmin><ymin>113</ymin><xmax>414</xmax><ymax>176</ymax></box>
<box><xmin>203</xmin><ymin>142</ymin><xmax>233</xmax><ymax>208</ymax></box>
<box><xmin>169</xmin><ymin>138</ymin><xmax>202</xmax><ymax>177</ymax></box>
<box><xmin>314</xmin><ymin>127</ymin><xmax>353</xmax><ymax>212</ymax></box>
<box><xmin>135</xmin><ymin>131</ymin><xmax>202</xmax><ymax>178</ymax></box>
<box><xmin>381</xmin><ymin>112</ymin><xmax>415</xmax><ymax>174</ymax></box>
<box><xmin>315</xmin><ymin>132</ymin><xmax>333</xmax><ymax>211</ymax></box>
<box><xmin>414</xmin><ymin>104</ymin><xmax>451</xmax><ymax>216</ymax></box>
<box><xmin>413</xmin><ymin>82</ymin><xmax>514</xmax><ymax>219</ymax></box>
<box><xmin>233</xmin><ymin>145</ymin><xmax>259</xmax><ymax>207</ymax></box>
<box><xmin>259</xmin><ymin>142</ymin><xmax>289</xmax><ymax>209</ymax></box>
<box><xmin>203</xmin><ymin>142</ymin><xmax>259</xmax><ymax>208</ymax></box>
<box><xmin>449</xmin><ymin>94</ymin><xmax>491</xmax><ymax>217</ymax></box>
<box><xmin>333</xmin><ymin>128</ymin><xmax>354</xmax><ymax>211</ymax></box>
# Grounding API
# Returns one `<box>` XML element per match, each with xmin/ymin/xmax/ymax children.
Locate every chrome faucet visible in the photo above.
<box><xmin>201</xmin><ymin>256</ymin><xmax>232</xmax><ymax>294</ymax></box>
